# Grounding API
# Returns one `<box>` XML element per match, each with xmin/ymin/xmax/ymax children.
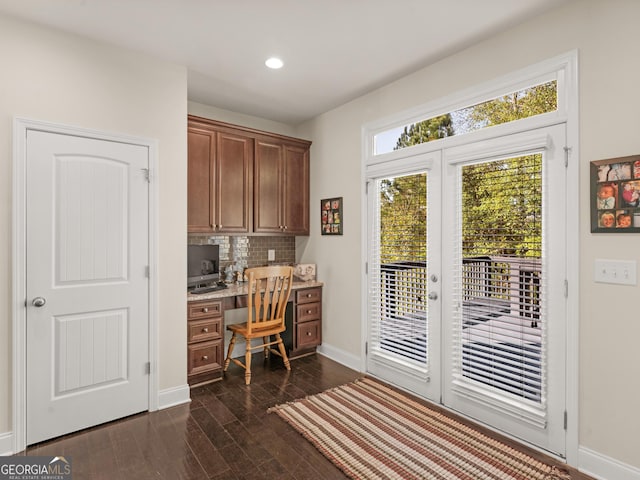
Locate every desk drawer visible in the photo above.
<box><xmin>188</xmin><ymin>340</ymin><xmax>222</xmax><ymax>375</ymax></box>
<box><xmin>188</xmin><ymin>318</ymin><xmax>222</xmax><ymax>343</ymax></box>
<box><xmin>297</xmin><ymin>320</ymin><xmax>321</xmax><ymax>349</ymax></box>
<box><xmin>297</xmin><ymin>302</ymin><xmax>321</xmax><ymax>323</ymax></box>
<box><xmin>188</xmin><ymin>300</ymin><xmax>222</xmax><ymax>319</ymax></box>
<box><xmin>296</xmin><ymin>287</ymin><xmax>321</xmax><ymax>305</ymax></box>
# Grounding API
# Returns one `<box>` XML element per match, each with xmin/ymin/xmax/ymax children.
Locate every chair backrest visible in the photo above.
<box><xmin>245</xmin><ymin>266</ymin><xmax>294</xmax><ymax>335</ymax></box>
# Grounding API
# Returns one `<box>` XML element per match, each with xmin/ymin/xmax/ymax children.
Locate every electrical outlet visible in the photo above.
<box><xmin>268</xmin><ymin>249</ymin><xmax>275</xmax><ymax>261</ymax></box>
<box><xmin>594</xmin><ymin>259</ymin><xmax>637</xmax><ymax>285</ymax></box>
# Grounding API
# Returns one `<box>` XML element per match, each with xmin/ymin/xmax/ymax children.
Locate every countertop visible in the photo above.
<box><xmin>187</xmin><ymin>280</ymin><xmax>324</xmax><ymax>302</ymax></box>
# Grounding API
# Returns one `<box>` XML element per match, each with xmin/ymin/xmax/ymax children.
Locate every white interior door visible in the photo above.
<box><xmin>26</xmin><ymin>129</ymin><xmax>150</xmax><ymax>444</ymax></box>
<box><xmin>366</xmin><ymin>152</ymin><xmax>441</xmax><ymax>402</ymax></box>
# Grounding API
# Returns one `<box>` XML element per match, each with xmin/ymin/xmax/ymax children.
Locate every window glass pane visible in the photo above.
<box><xmin>373</xmin><ymin>80</ymin><xmax>557</xmax><ymax>155</ymax></box>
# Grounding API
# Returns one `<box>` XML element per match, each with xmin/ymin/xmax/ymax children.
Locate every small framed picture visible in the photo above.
<box><xmin>321</xmin><ymin>197</ymin><xmax>343</xmax><ymax>235</ymax></box>
<box><xmin>591</xmin><ymin>155</ymin><xmax>640</xmax><ymax>232</ymax></box>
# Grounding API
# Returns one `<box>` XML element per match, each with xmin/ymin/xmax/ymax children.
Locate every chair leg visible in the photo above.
<box><xmin>244</xmin><ymin>348</ymin><xmax>252</xmax><ymax>385</ymax></box>
<box><xmin>224</xmin><ymin>333</ymin><xmax>236</xmax><ymax>371</ymax></box>
<box><xmin>263</xmin><ymin>336</ymin><xmax>270</xmax><ymax>358</ymax></box>
<box><xmin>275</xmin><ymin>334</ymin><xmax>291</xmax><ymax>371</ymax></box>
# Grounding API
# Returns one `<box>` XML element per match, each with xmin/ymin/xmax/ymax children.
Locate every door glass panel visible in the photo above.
<box><xmin>455</xmin><ymin>153</ymin><xmax>544</xmax><ymax>403</ymax></box>
<box><xmin>371</xmin><ymin>173</ymin><xmax>428</xmax><ymax>366</ymax></box>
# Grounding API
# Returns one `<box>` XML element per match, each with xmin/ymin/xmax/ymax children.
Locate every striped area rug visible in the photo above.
<box><xmin>268</xmin><ymin>378</ymin><xmax>569</xmax><ymax>480</ymax></box>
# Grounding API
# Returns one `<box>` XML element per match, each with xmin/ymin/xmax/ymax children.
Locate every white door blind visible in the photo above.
<box><xmin>369</xmin><ymin>173</ymin><xmax>428</xmax><ymax>367</ymax></box>
<box><xmin>452</xmin><ymin>153</ymin><xmax>546</xmax><ymax>405</ymax></box>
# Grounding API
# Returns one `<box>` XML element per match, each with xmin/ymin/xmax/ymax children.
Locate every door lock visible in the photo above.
<box><xmin>32</xmin><ymin>297</ymin><xmax>46</xmax><ymax>307</ymax></box>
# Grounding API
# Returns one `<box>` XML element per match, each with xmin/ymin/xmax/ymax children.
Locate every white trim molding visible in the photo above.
<box><xmin>579</xmin><ymin>446</ymin><xmax>640</xmax><ymax>480</ymax></box>
<box><xmin>12</xmin><ymin>117</ymin><xmax>160</xmax><ymax>453</ymax></box>
<box><xmin>158</xmin><ymin>385</ymin><xmax>191</xmax><ymax>410</ymax></box>
<box><xmin>317</xmin><ymin>344</ymin><xmax>362</xmax><ymax>372</ymax></box>
<box><xmin>0</xmin><ymin>431</ymin><xmax>13</xmax><ymax>456</ymax></box>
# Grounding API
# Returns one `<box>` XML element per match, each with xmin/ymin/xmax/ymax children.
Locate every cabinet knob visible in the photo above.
<box><xmin>306</xmin><ymin>293</ymin><xmax>312</xmax><ymax>298</ymax></box>
<box><xmin>306</xmin><ymin>332</ymin><xmax>312</xmax><ymax>336</ymax></box>
<box><xmin>307</xmin><ymin>310</ymin><xmax>312</xmax><ymax>314</ymax></box>
<box><xmin>203</xmin><ymin>307</ymin><xmax>209</xmax><ymax>313</ymax></box>
<box><xmin>202</xmin><ymin>355</ymin><xmax>209</xmax><ymax>360</ymax></box>
<box><xmin>202</xmin><ymin>327</ymin><xmax>209</xmax><ymax>333</ymax></box>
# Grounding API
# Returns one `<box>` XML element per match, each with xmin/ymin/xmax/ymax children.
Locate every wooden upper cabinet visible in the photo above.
<box><xmin>254</xmin><ymin>139</ymin><xmax>310</xmax><ymax>235</ymax></box>
<box><xmin>187</xmin><ymin>128</ymin><xmax>215</xmax><ymax>232</ymax></box>
<box><xmin>215</xmin><ymin>132</ymin><xmax>253</xmax><ymax>233</ymax></box>
<box><xmin>282</xmin><ymin>144</ymin><xmax>310</xmax><ymax>235</ymax></box>
<box><xmin>188</xmin><ymin>115</ymin><xmax>310</xmax><ymax>236</ymax></box>
<box><xmin>254</xmin><ymin>140</ymin><xmax>282</xmax><ymax>234</ymax></box>
<box><xmin>188</xmin><ymin>119</ymin><xmax>253</xmax><ymax>234</ymax></box>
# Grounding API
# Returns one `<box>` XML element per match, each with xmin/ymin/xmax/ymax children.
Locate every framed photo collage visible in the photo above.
<box><xmin>591</xmin><ymin>155</ymin><xmax>640</xmax><ymax>233</ymax></box>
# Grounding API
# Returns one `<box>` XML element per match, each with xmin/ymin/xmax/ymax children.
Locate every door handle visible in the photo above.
<box><xmin>32</xmin><ymin>297</ymin><xmax>46</xmax><ymax>307</ymax></box>
<box><xmin>428</xmin><ymin>292</ymin><xmax>438</xmax><ymax>301</ymax></box>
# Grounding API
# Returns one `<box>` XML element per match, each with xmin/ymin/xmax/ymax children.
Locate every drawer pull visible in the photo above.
<box><xmin>306</xmin><ymin>332</ymin><xmax>312</xmax><ymax>336</ymax></box>
<box><xmin>202</xmin><ymin>355</ymin><xmax>209</xmax><ymax>360</ymax></box>
<box><xmin>307</xmin><ymin>310</ymin><xmax>312</xmax><ymax>314</ymax></box>
<box><xmin>202</xmin><ymin>327</ymin><xmax>209</xmax><ymax>333</ymax></box>
<box><xmin>306</xmin><ymin>293</ymin><xmax>312</xmax><ymax>298</ymax></box>
<box><xmin>202</xmin><ymin>307</ymin><xmax>209</xmax><ymax>313</ymax></box>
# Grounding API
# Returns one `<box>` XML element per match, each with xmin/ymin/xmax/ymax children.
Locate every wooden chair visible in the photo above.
<box><xmin>223</xmin><ymin>266</ymin><xmax>293</xmax><ymax>385</ymax></box>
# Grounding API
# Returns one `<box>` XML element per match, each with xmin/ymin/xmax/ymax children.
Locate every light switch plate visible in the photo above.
<box><xmin>268</xmin><ymin>249</ymin><xmax>275</xmax><ymax>261</ymax></box>
<box><xmin>594</xmin><ymin>259</ymin><xmax>637</xmax><ymax>285</ymax></box>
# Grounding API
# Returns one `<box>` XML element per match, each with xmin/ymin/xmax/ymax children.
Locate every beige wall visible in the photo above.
<box><xmin>0</xmin><ymin>15</ymin><xmax>188</xmax><ymax>435</ymax></box>
<box><xmin>188</xmin><ymin>101</ymin><xmax>298</xmax><ymax>138</ymax></box>
<box><xmin>298</xmin><ymin>0</ymin><xmax>640</xmax><ymax>469</ymax></box>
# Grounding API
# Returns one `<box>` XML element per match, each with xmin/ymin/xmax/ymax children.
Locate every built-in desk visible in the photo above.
<box><xmin>186</xmin><ymin>281</ymin><xmax>323</xmax><ymax>386</ymax></box>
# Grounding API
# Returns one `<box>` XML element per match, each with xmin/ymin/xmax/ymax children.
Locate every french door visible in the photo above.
<box><xmin>366</xmin><ymin>125</ymin><xmax>567</xmax><ymax>456</ymax></box>
<box><xmin>366</xmin><ymin>152</ymin><xmax>441</xmax><ymax>402</ymax></box>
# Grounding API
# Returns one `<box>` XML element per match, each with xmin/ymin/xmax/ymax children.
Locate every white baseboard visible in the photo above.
<box><xmin>316</xmin><ymin>343</ymin><xmax>362</xmax><ymax>372</ymax></box>
<box><xmin>579</xmin><ymin>446</ymin><xmax>640</xmax><ymax>480</ymax></box>
<box><xmin>157</xmin><ymin>384</ymin><xmax>191</xmax><ymax>410</ymax></box>
<box><xmin>0</xmin><ymin>430</ymin><xmax>14</xmax><ymax>456</ymax></box>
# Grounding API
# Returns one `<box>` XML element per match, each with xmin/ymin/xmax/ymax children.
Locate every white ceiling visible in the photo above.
<box><xmin>0</xmin><ymin>0</ymin><xmax>570</xmax><ymax>125</ymax></box>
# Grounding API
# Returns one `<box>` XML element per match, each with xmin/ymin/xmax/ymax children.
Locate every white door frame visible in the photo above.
<box><xmin>360</xmin><ymin>51</ymin><xmax>579</xmax><ymax>465</ymax></box>
<box><xmin>12</xmin><ymin>117</ymin><xmax>159</xmax><ymax>453</ymax></box>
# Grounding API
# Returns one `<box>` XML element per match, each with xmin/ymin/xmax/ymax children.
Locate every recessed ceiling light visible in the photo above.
<box><xmin>265</xmin><ymin>57</ymin><xmax>284</xmax><ymax>69</ymax></box>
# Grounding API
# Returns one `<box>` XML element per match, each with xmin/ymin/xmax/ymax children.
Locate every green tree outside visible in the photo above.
<box><xmin>380</xmin><ymin>82</ymin><xmax>556</xmax><ymax>262</ymax></box>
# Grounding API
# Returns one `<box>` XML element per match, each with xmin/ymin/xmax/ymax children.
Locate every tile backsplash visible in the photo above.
<box><xmin>188</xmin><ymin>235</ymin><xmax>295</xmax><ymax>272</ymax></box>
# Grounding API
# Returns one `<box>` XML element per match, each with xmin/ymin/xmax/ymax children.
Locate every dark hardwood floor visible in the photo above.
<box><xmin>20</xmin><ymin>354</ymin><xmax>593</xmax><ymax>480</ymax></box>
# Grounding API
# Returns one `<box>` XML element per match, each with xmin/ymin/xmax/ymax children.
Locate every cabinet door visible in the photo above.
<box><xmin>254</xmin><ymin>140</ymin><xmax>283</xmax><ymax>233</ymax></box>
<box><xmin>216</xmin><ymin>132</ymin><xmax>253</xmax><ymax>233</ymax></box>
<box><xmin>283</xmin><ymin>144</ymin><xmax>310</xmax><ymax>235</ymax></box>
<box><xmin>187</xmin><ymin>128</ymin><xmax>215</xmax><ymax>233</ymax></box>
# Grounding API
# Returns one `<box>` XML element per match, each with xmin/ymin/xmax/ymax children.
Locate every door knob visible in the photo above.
<box><xmin>32</xmin><ymin>297</ymin><xmax>46</xmax><ymax>307</ymax></box>
<box><xmin>428</xmin><ymin>292</ymin><xmax>438</xmax><ymax>301</ymax></box>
